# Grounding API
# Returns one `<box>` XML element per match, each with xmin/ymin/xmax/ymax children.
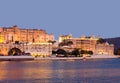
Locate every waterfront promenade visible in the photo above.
<box><xmin>35</xmin><ymin>55</ymin><xmax>119</xmax><ymax>61</ymax></box>
<box><xmin>0</xmin><ymin>55</ymin><xmax>119</xmax><ymax>61</ymax></box>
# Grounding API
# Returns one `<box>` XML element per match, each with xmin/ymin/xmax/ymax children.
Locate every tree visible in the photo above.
<box><xmin>59</xmin><ymin>40</ymin><xmax>73</xmax><ymax>46</ymax></box>
<box><xmin>87</xmin><ymin>51</ymin><xmax>93</xmax><ymax>55</ymax></box>
<box><xmin>59</xmin><ymin>40</ymin><xmax>66</xmax><ymax>46</ymax></box>
<box><xmin>52</xmin><ymin>50</ymin><xmax>56</xmax><ymax>54</ymax></box>
<box><xmin>56</xmin><ymin>49</ymin><xmax>67</xmax><ymax>57</ymax></box>
<box><xmin>67</xmin><ymin>41</ymin><xmax>73</xmax><ymax>45</ymax></box>
<box><xmin>71</xmin><ymin>49</ymin><xmax>80</xmax><ymax>57</ymax></box>
<box><xmin>15</xmin><ymin>41</ymin><xmax>19</xmax><ymax>44</ymax></box>
<box><xmin>97</xmin><ymin>38</ymin><xmax>106</xmax><ymax>44</ymax></box>
<box><xmin>81</xmin><ymin>50</ymin><xmax>87</xmax><ymax>54</ymax></box>
<box><xmin>80</xmin><ymin>50</ymin><xmax>93</xmax><ymax>55</ymax></box>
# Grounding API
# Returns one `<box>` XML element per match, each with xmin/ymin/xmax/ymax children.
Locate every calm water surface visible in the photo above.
<box><xmin>0</xmin><ymin>59</ymin><xmax>120</xmax><ymax>83</ymax></box>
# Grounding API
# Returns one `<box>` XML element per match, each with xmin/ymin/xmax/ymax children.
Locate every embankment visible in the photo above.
<box><xmin>0</xmin><ymin>56</ymin><xmax>34</xmax><ymax>61</ymax></box>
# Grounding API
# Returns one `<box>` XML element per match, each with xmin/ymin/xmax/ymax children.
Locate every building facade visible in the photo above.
<box><xmin>0</xmin><ymin>25</ymin><xmax>54</xmax><ymax>56</ymax></box>
<box><xmin>59</xmin><ymin>34</ymin><xmax>72</xmax><ymax>42</ymax></box>
<box><xmin>61</xmin><ymin>35</ymin><xmax>98</xmax><ymax>53</ymax></box>
<box><xmin>0</xmin><ymin>43</ymin><xmax>52</xmax><ymax>57</ymax></box>
<box><xmin>59</xmin><ymin>34</ymin><xmax>114</xmax><ymax>55</ymax></box>
<box><xmin>0</xmin><ymin>25</ymin><xmax>54</xmax><ymax>43</ymax></box>
<box><xmin>94</xmin><ymin>42</ymin><xmax>114</xmax><ymax>55</ymax></box>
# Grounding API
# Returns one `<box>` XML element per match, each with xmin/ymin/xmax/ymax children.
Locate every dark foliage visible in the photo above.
<box><xmin>52</xmin><ymin>50</ymin><xmax>56</xmax><ymax>54</ymax></box>
<box><xmin>15</xmin><ymin>41</ymin><xmax>19</xmax><ymax>44</ymax></box>
<box><xmin>81</xmin><ymin>50</ymin><xmax>87</xmax><ymax>54</ymax></box>
<box><xmin>87</xmin><ymin>51</ymin><xmax>93</xmax><ymax>55</ymax></box>
<box><xmin>81</xmin><ymin>50</ymin><xmax>93</xmax><ymax>55</ymax></box>
<box><xmin>56</xmin><ymin>49</ymin><xmax>67</xmax><ymax>57</ymax></box>
<box><xmin>59</xmin><ymin>40</ymin><xmax>73</xmax><ymax>46</ymax></box>
<box><xmin>71</xmin><ymin>49</ymin><xmax>80</xmax><ymax>57</ymax></box>
<box><xmin>97</xmin><ymin>38</ymin><xmax>106</xmax><ymax>44</ymax></box>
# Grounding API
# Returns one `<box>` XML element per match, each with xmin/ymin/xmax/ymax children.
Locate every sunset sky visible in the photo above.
<box><xmin>0</xmin><ymin>0</ymin><xmax>120</xmax><ymax>39</ymax></box>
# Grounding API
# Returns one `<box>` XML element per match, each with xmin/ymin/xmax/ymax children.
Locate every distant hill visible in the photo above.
<box><xmin>104</xmin><ymin>37</ymin><xmax>120</xmax><ymax>53</ymax></box>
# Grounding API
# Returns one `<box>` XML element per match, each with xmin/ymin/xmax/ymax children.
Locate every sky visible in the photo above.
<box><xmin>0</xmin><ymin>0</ymin><xmax>120</xmax><ymax>39</ymax></box>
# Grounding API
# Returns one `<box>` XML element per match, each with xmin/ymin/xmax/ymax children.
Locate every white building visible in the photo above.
<box><xmin>94</xmin><ymin>42</ymin><xmax>114</xmax><ymax>55</ymax></box>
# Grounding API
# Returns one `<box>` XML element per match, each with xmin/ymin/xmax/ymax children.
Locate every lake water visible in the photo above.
<box><xmin>0</xmin><ymin>58</ymin><xmax>120</xmax><ymax>83</ymax></box>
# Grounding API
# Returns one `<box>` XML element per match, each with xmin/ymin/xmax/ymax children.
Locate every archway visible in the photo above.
<box><xmin>8</xmin><ymin>47</ymin><xmax>22</xmax><ymax>56</ymax></box>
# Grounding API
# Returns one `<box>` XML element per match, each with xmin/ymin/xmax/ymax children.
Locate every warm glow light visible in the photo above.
<box><xmin>28</xmin><ymin>42</ymin><xmax>52</xmax><ymax>45</ymax></box>
<box><xmin>0</xmin><ymin>35</ymin><xmax>4</xmax><ymax>43</ymax></box>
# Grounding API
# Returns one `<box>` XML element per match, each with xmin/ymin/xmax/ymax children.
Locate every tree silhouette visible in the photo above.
<box><xmin>97</xmin><ymin>38</ymin><xmax>106</xmax><ymax>44</ymax></box>
<box><xmin>81</xmin><ymin>50</ymin><xmax>87</xmax><ymax>54</ymax></box>
<box><xmin>56</xmin><ymin>49</ymin><xmax>67</xmax><ymax>57</ymax></box>
<box><xmin>52</xmin><ymin>50</ymin><xmax>56</xmax><ymax>54</ymax></box>
<box><xmin>15</xmin><ymin>41</ymin><xmax>19</xmax><ymax>44</ymax></box>
<box><xmin>59</xmin><ymin>40</ymin><xmax>73</xmax><ymax>46</ymax></box>
<box><xmin>71</xmin><ymin>49</ymin><xmax>80</xmax><ymax>57</ymax></box>
<box><xmin>67</xmin><ymin>41</ymin><xmax>73</xmax><ymax>45</ymax></box>
<box><xmin>87</xmin><ymin>51</ymin><xmax>93</xmax><ymax>55</ymax></box>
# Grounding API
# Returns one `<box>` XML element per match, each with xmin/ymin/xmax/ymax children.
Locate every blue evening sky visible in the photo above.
<box><xmin>0</xmin><ymin>0</ymin><xmax>120</xmax><ymax>39</ymax></box>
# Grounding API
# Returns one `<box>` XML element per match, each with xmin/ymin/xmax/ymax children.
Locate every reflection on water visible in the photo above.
<box><xmin>0</xmin><ymin>59</ymin><xmax>120</xmax><ymax>83</ymax></box>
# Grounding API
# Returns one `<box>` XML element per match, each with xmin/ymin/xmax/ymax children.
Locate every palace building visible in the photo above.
<box><xmin>59</xmin><ymin>34</ymin><xmax>114</xmax><ymax>55</ymax></box>
<box><xmin>63</xmin><ymin>35</ymin><xmax>99</xmax><ymax>53</ymax></box>
<box><xmin>0</xmin><ymin>25</ymin><xmax>54</xmax><ymax>56</ymax></box>
<box><xmin>94</xmin><ymin>42</ymin><xmax>114</xmax><ymax>55</ymax></box>
<box><xmin>59</xmin><ymin>34</ymin><xmax>72</xmax><ymax>42</ymax></box>
<box><xmin>0</xmin><ymin>25</ymin><xmax>54</xmax><ymax>43</ymax></box>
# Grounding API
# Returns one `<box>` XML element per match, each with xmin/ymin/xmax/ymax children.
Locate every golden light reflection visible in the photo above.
<box><xmin>1</xmin><ymin>61</ymin><xmax>120</xmax><ymax>82</ymax></box>
<box><xmin>20</xmin><ymin>61</ymin><xmax>53</xmax><ymax>80</ymax></box>
<box><xmin>0</xmin><ymin>61</ymin><xmax>49</xmax><ymax>80</ymax></box>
